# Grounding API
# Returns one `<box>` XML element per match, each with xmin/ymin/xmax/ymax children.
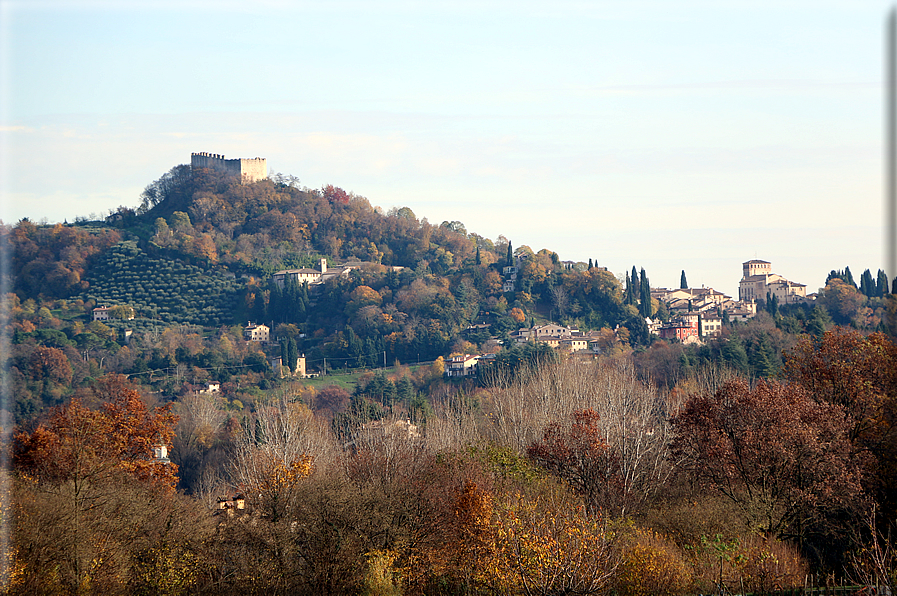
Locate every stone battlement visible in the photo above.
<box><xmin>191</xmin><ymin>152</ymin><xmax>267</xmax><ymax>183</ymax></box>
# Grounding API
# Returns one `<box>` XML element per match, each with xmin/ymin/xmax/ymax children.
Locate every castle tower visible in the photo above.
<box><xmin>742</xmin><ymin>260</ymin><xmax>771</xmax><ymax>279</ymax></box>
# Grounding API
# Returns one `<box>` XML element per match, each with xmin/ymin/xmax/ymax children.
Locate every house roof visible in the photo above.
<box><xmin>275</xmin><ymin>268</ymin><xmax>322</xmax><ymax>275</ymax></box>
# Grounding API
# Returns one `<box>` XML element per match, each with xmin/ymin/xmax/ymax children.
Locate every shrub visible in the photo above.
<box><xmin>613</xmin><ymin>524</ymin><xmax>692</xmax><ymax>596</ymax></box>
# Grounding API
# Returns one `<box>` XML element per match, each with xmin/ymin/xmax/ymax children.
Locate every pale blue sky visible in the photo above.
<box><xmin>1</xmin><ymin>0</ymin><xmax>893</xmax><ymax>296</ymax></box>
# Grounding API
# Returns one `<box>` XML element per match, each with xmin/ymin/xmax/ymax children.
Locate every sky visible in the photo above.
<box><xmin>1</xmin><ymin>0</ymin><xmax>894</xmax><ymax>297</ymax></box>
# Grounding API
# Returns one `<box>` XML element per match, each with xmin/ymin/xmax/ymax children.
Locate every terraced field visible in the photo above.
<box><xmin>84</xmin><ymin>241</ymin><xmax>243</xmax><ymax>327</ymax></box>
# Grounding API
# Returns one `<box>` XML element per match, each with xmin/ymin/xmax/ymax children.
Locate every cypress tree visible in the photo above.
<box><xmin>588</xmin><ymin>258</ymin><xmax>593</xmax><ymax>269</ymax></box>
<box><xmin>624</xmin><ymin>272</ymin><xmax>633</xmax><ymax>305</ymax></box>
<box><xmin>639</xmin><ymin>268</ymin><xmax>652</xmax><ymax>317</ymax></box>
<box><xmin>631</xmin><ymin>266</ymin><xmax>640</xmax><ymax>297</ymax></box>
<box><xmin>844</xmin><ymin>266</ymin><xmax>857</xmax><ymax>288</ymax></box>
<box><xmin>680</xmin><ymin>270</ymin><xmax>688</xmax><ymax>289</ymax></box>
<box><xmin>876</xmin><ymin>269</ymin><xmax>889</xmax><ymax>297</ymax></box>
<box><xmin>475</xmin><ymin>246</ymin><xmax>481</xmax><ymax>265</ymax></box>
<box><xmin>287</xmin><ymin>338</ymin><xmax>298</xmax><ymax>372</ymax></box>
<box><xmin>860</xmin><ymin>269</ymin><xmax>875</xmax><ymax>298</ymax></box>
<box><xmin>507</xmin><ymin>242</ymin><xmax>513</xmax><ymax>267</ymax></box>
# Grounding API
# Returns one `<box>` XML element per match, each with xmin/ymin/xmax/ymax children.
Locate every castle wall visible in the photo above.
<box><xmin>190</xmin><ymin>152</ymin><xmax>267</xmax><ymax>183</ymax></box>
<box><xmin>239</xmin><ymin>158</ymin><xmax>267</xmax><ymax>182</ymax></box>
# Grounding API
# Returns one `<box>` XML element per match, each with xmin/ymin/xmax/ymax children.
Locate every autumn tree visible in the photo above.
<box><xmin>671</xmin><ymin>379</ymin><xmax>864</xmax><ymax>541</ymax></box>
<box><xmin>231</xmin><ymin>398</ymin><xmax>329</xmax><ymax>521</ymax></box>
<box><xmin>15</xmin><ymin>374</ymin><xmax>178</xmax><ymax>491</ymax></box>
<box><xmin>12</xmin><ymin>374</ymin><xmax>182</xmax><ymax>591</ymax></box>
<box><xmin>528</xmin><ymin>409</ymin><xmax>622</xmax><ymax>516</ymax></box>
<box><xmin>783</xmin><ymin>329</ymin><xmax>897</xmax><ymax>522</ymax></box>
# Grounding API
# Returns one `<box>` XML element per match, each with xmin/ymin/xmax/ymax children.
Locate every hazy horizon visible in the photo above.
<box><xmin>2</xmin><ymin>1</ymin><xmax>893</xmax><ymax>297</ymax></box>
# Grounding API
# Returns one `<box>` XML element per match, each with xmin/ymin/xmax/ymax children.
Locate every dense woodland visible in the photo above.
<box><xmin>3</xmin><ymin>164</ymin><xmax>897</xmax><ymax>594</ymax></box>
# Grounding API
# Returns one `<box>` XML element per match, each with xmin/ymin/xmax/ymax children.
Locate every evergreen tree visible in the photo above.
<box><xmin>631</xmin><ymin>266</ymin><xmax>640</xmax><ymax>297</ymax></box>
<box><xmin>807</xmin><ymin>305</ymin><xmax>831</xmax><ymax>337</ymax></box>
<box><xmin>623</xmin><ymin>315</ymin><xmax>650</xmax><ymax>347</ymax></box>
<box><xmin>722</xmin><ymin>336</ymin><xmax>749</xmax><ymax>374</ymax></box>
<box><xmin>506</xmin><ymin>242</ymin><xmax>513</xmax><ymax>267</ymax></box>
<box><xmin>639</xmin><ymin>268</ymin><xmax>652</xmax><ymax>317</ymax></box>
<box><xmin>396</xmin><ymin>376</ymin><xmax>414</xmax><ymax>405</ymax></box>
<box><xmin>876</xmin><ymin>269</ymin><xmax>889</xmax><ymax>297</ymax></box>
<box><xmin>624</xmin><ymin>272</ymin><xmax>633</xmax><ymax>305</ymax></box>
<box><xmin>844</xmin><ymin>266</ymin><xmax>857</xmax><ymax>288</ymax></box>
<box><xmin>475</xmin><ymin>246</ymin><xmax>481</xmax><ymax>266</ymax></box>
<box><xmin>346</xmin><ymin>326</ymin><xmax>362</xmax><ymax>361</ymax></box>
<box><xmin>765</xmin><ymin>292</ymin><xmax>778</xmax><ymax>317</ymax></box>
<box><xmin>748</xmin><ymin>333</ymin><xmax>776</xmax><ymax>377</ymax></box>
<box><xmin>287</xmin><ymin>337</ymin><xmax>298</xmax><ymax>372</ymax></box>
<box><xmin>680</xmin><ymin>270</ymin><xmax>688</xmax><ymax>289</ymax></box>
<box><xmin>588</xmin><ymin>258</ymin><xmax>593</xmax><ymax>269</ymax></box>
<box><xmin>363</xmin><ymin>337</ymin><xmax>377</xmax><ymax>368</ymax></box>
<box><xmin>280</xmin><ymin>338</ymin><xmax>289</xmax><ymax>369</ymax></box>
<box><xmin>860</xmin><ymin>269</ymin><xmax>875</xmax><ymax>297</ymax></box>
<box><xmin>382</xmin><ymin>380</ymin><xmax>397</xmax><ymax>408</ymax></box>
<box><xmin>269</xmin><ymin>281</ymin><xmax>283</xmax><ymax>322</ymax></box>
<box><xmin>254</xmin><ymin>418</ymin><xmax>265</xmax><ymax>445</ymax></box>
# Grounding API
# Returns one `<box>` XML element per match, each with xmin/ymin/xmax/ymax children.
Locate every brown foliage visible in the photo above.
<box><xmin>14</xmin><ymin>374</ymin><xmax>179</xmax><ymax>491</ymax></box>
<box><xmin>528</xmin><ymin>408</ymin><xmax>623</xmax><ymax>516</ymax></box>
<box><xmin>28</xmin><ymin>345</ymin><xmax>73</xmax><ymax>384</ymax></box>
<box><xmin>671</xmin><ymin>378</ymin><xmax>865</xmax><ymax>539</ymax></box>
<box><xmin>784</xmin><ymin>329</ymin><xmax>897</xmax><ymax>521</ymax></box>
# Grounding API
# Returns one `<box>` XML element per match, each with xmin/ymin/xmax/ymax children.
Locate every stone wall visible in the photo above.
<box><xmin>190</xmin><ymin>152</ymin><xmax>267</xmax><ymax>183</ymax></box>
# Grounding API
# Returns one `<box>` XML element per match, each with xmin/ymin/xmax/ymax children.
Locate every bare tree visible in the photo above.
<box><xmin>482</xmin><ymin>356</ymin><xmax>676</xmax><ymax>515</ymax></box>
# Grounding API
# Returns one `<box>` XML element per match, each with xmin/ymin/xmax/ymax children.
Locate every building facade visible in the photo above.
<box><xmin>738</xmin><ymin>260</ymin><xmax>806</xmax><ymax>304</ymax></box>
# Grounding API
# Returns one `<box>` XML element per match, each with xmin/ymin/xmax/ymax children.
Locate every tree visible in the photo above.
<box><xmin>861</xmin><ymin>269</ymin><xmax>876</xmax><ymax>298</ymax></box>
<box><xmin>138</xmin><ymin>164</ymin><xmax>192</xmax><ymax>212</ymax></box>
<box><xmin>877</xmin><ymin>269</ymin><xmax>890</xmax><ymax>297</ymax></box>
<box><xmin>671</xmin><ymin>379</ymin><xmax>863</xmax><ymax>540</ymax></box>
<box><xmin>527</xmin><ymin>409</ymin><xmax>621</xmax><ymax>516</ymax></box>
<box><xmin>639</xmin><ymin>268</ymin><xmax>652</xmax><ymax>318</ymax></box>
<box><xmin>15</xmin><ymin>374</ymin><xmax>179</xmax><ymax>490</ymax></box>
<box><xmin>287</xmin><ymin>337</ymin><xmax>299</xmax><ymax>373</ymax></box>
<box><xmin>680</xmin><ymin>270</ymin><xmax>688</xmax><ymax>289</ymax></box>
<box><xmin>13</xmin><ymin>375</ymin><xmax>182</xmax><ymax>590</ymax></box>
<box><xmin>28</xmin><ymin>345</ymin><xmax>73</xmax><ymax>385</ymax></box>
<box><xmin>231</xmin><ymin>399</ymin><xmax>327</xmax><ymax>521</ymax></box>
<box><xmin>506</xmin><ymin>242</ymin><xmax>513</xmax><ymax>267</ymax></box>
<box><xmin>783</xmin><ymin>329</ymin><xmax>897</xmax><ymax>519</ymax></box>
<box><xmin>819</xmin><ymin>279</ymin><xmax>866</xmax><ymax>327</ymax></box>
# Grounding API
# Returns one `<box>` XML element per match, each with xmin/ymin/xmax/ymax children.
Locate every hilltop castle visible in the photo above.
<box><xmin>190</xmin><ymin>152</ymin><xmax>267</xmax><ymax>183</ymax></box>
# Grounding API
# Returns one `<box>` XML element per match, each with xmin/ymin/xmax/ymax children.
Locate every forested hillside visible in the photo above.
<box><xmin>4</xmin><ymin>163</ymin><xmax>897</xmax><ymax>593</ymax></box>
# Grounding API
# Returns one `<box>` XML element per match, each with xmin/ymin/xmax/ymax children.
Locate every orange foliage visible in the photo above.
<box><xmin>14</xmin><ymin>374</ymin><xmax>179</xmax><ymax>491</ymax></box>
